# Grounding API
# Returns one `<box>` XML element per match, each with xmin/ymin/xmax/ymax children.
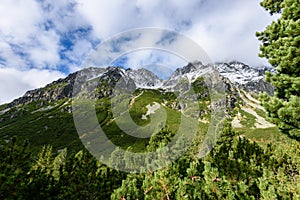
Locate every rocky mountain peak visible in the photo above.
<box><xmin>172</xmin><ymin>61</ymin><xmax>204</xmax><ymax>75</ymax></box>
<box><xmin>3</xmin><ymin>61</ymin><xmax>275</xmax><ymax>108</ymax></box>
<box><xmin>126</xmin><ymin>68</ymin><xmax>163</xmax><ymax>88</ymax></box>
<box><xmin>162</xmin><ymin>62</ymin><xmax>211</xmax><ymax>89</ymax></box>
<box><xmin>211</xmin><ymin>61</ymin><xmax>274</xmax><ymax>95</ymax></box>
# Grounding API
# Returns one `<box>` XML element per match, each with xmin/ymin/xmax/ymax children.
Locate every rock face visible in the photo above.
<box><xmin>162</xmin><ymin>61</ymin><xmax>212</xmax><ymax>89</ymax></box>
<box><xmin>126</xmin><ymin>68</ymin><xmax>163</xmax><ymax>88</ymax></box>
<box><xmin>4</xmin><ymin>61</ymin><xmax>274</xmax><ymax>108</ymax></box>
<box><xmin>8</xmin><ymin>67</ymin><xmax>107</xmax><ymax>107</ymax></box>
<box><xmin>162</xmin><ymin>61</ymin><xmax>274</xmax><ymax>95</ymax></box>
<box><xmin>214</xmin><ymin>61</ymin><xmax>274</xmax><ymax>95</ymax></box>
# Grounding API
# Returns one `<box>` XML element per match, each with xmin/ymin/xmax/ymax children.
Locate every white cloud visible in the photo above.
<box><xmin>65</xmin><ymin>39</ymin><xmax>93</xmax><ymax>65</ymax></box>
<box><xmin>0</xmin><ymin>0</ymin><xmax>42</xmax><ymax>42</ymax></box>
<box><xmin>27</xmin><ymin>30</ymin><xmax>61</xmax><ymax>68</ymax></box>
<box><xmin>0</xmin><ymin>39</ymin><xmax>27</xmax><ymax>68</ymax></box>
<box><xmin>0</xmin><ymin>68</ymin><xmax>65</xmax><ymax>104</ymax></box>
<box><xmin>76</xmin><ymin>0</ymin><xmax>138</xmax><ymax>38</ymax></box>
<box><xmin>0</xmin><ymin>0</ymin><xmax>63</xmax><ymax>69</ymax></box>
<box><xmin>76</xmin><ymin>0</ymin><xmax>277</xmax><ymax>67</ymax></box>
<box><xmin>0</xmin><ymin>0</ymin><xmax>92</xmax><ymax>71</ymax></box>
<box><xmin>0</xmin><ymin>0</ymin><xmax>278</xmax><ymax>70</ymax></box>
<box><xmin>184</xmin><ymin>0</ymin><xmax>278</xmax><ymax>66</ymax></box>
<box><xmin>0</xmin><ymin>0</ymin><xmax>279</xmax><ymax>103</ymax></box>
<box><xmin>85</xmin><ymin>28</ymin><xmax>212</xmax><ymax>73</ymax></box>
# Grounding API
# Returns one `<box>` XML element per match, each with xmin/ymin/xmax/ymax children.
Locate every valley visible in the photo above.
<box><xmin>0</xmin><ymin>61</ymin><xmax>279</xmax><ymax>153</ymax></box>
<box><xmin>0</xmin><ymin>61</ymin><xmax>299</xmax><ymax>199</ymax></box>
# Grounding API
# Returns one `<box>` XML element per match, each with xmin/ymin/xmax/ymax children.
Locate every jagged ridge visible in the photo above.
<box><xmin>3</xmin><ymin>61</ymin><xmax>274</xmax><ymax>108</ymax></box>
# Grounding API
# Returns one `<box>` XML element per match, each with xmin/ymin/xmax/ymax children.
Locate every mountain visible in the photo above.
<box><xmin>163</xmin><ymin>61</ymin><xmax>274</xmax><ymax>95</ymax></box>
<box><xmin>0</xmin><ymin>61</ymin><xmax>275</xmax><ymax>153</ymax></box>
<box><xmin>214</xmin><ymin>61</ymin><xmax>274</xmax><ymax>95</ymax></box>
<box><xmin>4</xmin><ymin>61</ymin><xmax>273</xmax><ymax>108</ymax></box>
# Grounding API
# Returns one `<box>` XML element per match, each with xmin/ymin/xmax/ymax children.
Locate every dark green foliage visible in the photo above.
<box><xmin>1</xmin><ymin>62</ymin><xmax>299</xmax><ymax>199</ymax></box>
<box><xmin>257</xmin><ymin>0</ymin><xmax>300</xmax><ymax>139</ymax></box>
<box><xmin>192</xmin><ymin>77</ymin><xmax>210</xmax><ymax>101</ymax></box>
<box><xmin>0</xmin><ymin>138</ymin><xmax>32</xmax><ymax>199</ymax></box>
<box><xmin>147</xmin><ymin>126</ymin><xmax>175</xmax><ymax>152</ymax></box>
<box><xmin>0</xmin><ymin>138</ymin><xmax>126</xmax><ymax>199</ymax></box>
<box><xmin>56</xmin><ymin>150</ymin><xmax>125</xmax><ymax>199</ymax></box>
<box><xmin>1</xmin><ymin>121</ymin><xmax>299</xmax><ymax>199</ymax></box>
<box><xmin>111</xmin><ymin>175</ymin><xmax>144</xmax><ymax>200</ymax></box>
<box><xmin>110</xmin><ymin>122</ymin><xmax>300</xmax><ymax>199</ymax></box>
<box><xmin>0</xmin><ymin>99</ymin><xmax>82</xmax><ymax>153</ymax></box>
<box><xmin>260</xmin><ymin>0</ymin><xmax>285</xmax><ymax>15</ymax></box>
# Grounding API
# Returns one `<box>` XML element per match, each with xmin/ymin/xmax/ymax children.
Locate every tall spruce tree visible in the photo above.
<box><xmin>256</xmin><ymin>0</ymin><xmax>300</xmax><ymax>139</ymax></box>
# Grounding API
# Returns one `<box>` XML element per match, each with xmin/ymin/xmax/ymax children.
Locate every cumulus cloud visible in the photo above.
<box><xmin>0</xmin><ymin>0</ymin><xmax>278</xmax><ymax>70</ymax></box>
<box><xmin>84</xmin><ymin>29</ymin><xmax>210</xmax><ymax>70</ymax></box>
<box><xmin>0</xmin><ymin>0</ymin><xmax>279</xmax><ymax>103</ymax></box>
<box><xmin>0</xmin><ymin>0</ymin><xmax>41</xmax><ymax>41</ymax></box>
<box><xmin>185</xmin><ymin>0</ymin><xmax>278</xmax><ymax>66</ymax></box>
<box><xmin>0</xmin><ymin>0</ymin><xmax>61</xmax><ymax>69</ymax></box>
<box><xmin>0</xmin><ymin>68</ymin><xmax>65</xmax><ymax>104</ymax></box>
<box><xmin>76</xmin><ymin>0</ymin><xmax>277</xmax><ymax>68</ymax></box>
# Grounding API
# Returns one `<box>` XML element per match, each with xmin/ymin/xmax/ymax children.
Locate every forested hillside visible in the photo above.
<box><xmin>1</xmin><ymin>122</ymin><xmax>299</xmax><ymax>199</ymax></box>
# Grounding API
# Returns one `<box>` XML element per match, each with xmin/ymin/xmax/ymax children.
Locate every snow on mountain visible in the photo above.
<box><xmin>160</xmin><ymin>61</ymin><xmax>274</xmax><ymax>93</ymax></box>
<box><xmin>81</xmin><ymin>61</ymin><xmax>273</xmax><ymax>94</ymax></box>
<box><xmin>5</xmin><ymin>61</ymin><xmax>274</xmax><ymax>107</ymax></box>
<box><xmin>162</xmin><ymin>61</ymin><xmax>213</xmax><ymax>89</ymax></box>
<box><xmin>214</xmin><ymin>61</ymin><xmax>264</xmax><ymax>85</ymax></box>
<box><xmin>78</xmin><ymin>67</ymin><xmax>108</xmax><ymax>81</ymax></box>
<box><xmin>126</xmin><ymin>68</ymin><xmax>163</xmax><ymax>89</ymax></box>
<box><xmin>212</xmin><ymin>61</ymin><xmax>274</xmax><ymax>94</ymax></box>
<box><xmin>74</xmin><ymin>66</ymin><xmax>163</xmax><ymax>89</ymax></box>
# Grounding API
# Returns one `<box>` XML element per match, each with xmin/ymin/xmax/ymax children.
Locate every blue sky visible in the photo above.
<box><xmin>0</xmin><ymin>0</ymin><xmax>278</xmax><ymax>103</ymax></box>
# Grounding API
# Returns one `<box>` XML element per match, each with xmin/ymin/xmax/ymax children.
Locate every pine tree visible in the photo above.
<box><xmin>0</xmin><ymin>138</ymin><xmax>32</xmax><ymax>199</ymax></box>
<box><xmin>256</xmin><ymin>0</ymin><xmax>300</xmax><ymax>139</ymax></box>
<box><xmin>111</xmin><ymin>174</ymin><xmax>144</xmax><ymax>200</ymax></box>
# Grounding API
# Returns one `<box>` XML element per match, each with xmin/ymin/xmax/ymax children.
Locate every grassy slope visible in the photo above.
<box><xmin>0</xmin><ymin>88</ymin><xmax>198</xmax><ymax>154</ymax></box>
<box><xmin>233</xmin><ymin>93</ymin><xmax>295</xmax><ymax>148</ymax></box>
<box><xmin>0</xmin><ymin>99</ymin><xmax>81</xmax><ymax>153</ymax></box>
<box><xmin>0</xmin><ymin>79</ymin><xmax>295</xmax><ymax>157</ymax></box>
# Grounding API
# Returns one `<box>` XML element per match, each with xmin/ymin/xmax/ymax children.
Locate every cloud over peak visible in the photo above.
<box><xmin>0</xmin><ymin>0</ymin><xmax>278</xmax><ymax>103</ymax></box>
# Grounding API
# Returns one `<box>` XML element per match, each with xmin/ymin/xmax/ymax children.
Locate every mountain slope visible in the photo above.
<box><xmin>0</xmin><ymin>61</ymin><xmax>276</xmax><ymax>153</ymax></box>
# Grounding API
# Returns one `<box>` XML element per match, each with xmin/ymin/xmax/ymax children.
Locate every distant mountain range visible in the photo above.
<box><xmin>4</xmin><ymin>61</ymin><xmax>273</xmax><ymax>108</ymax></box>
<box><xmin>0</xmin><ymin>61</ymin><xmax>275</xmax><ymax>152</ymax></box>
